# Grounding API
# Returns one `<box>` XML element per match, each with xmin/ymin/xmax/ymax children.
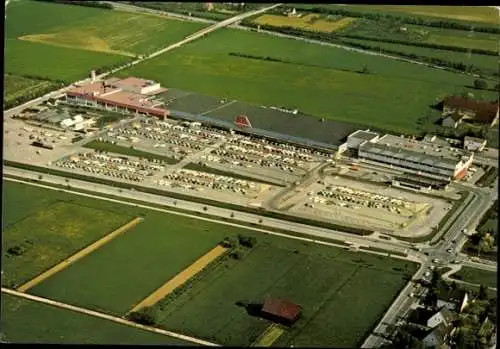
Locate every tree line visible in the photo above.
<box><xmin>338</xmin><ymin>33</ymin><xmax>498</xmax><ymax>56</ymax></box>
<box><xmin>34</xmin><ymin>0</ymin><xmax>113</xmax><ymax>10</ymax></box>
<box><xmin>289</xmin><ymin>5</ymin><xmax>500</xmax><ymax>34</ymax></box>
<box><xmin>4</xmin><ymin>78</ymin><xmax>65</xmax><ymax>110</ymax></box>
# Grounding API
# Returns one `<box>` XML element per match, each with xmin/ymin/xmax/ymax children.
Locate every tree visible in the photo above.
<box><xmin>423</xmin><ymin>289</ymin><xmax>438</xmax><ymax>309</ymax></box>
<box><xmin>478</xmin><ymin>284</ymin><xmax>488</xmax><ymax>301</ymax></box>
<box><xmin>477</xmin><ymin>232</ymin><xmax>494</xmax><ymax>256</ymax></box>
<box><xmin>473</xmin><ymin>79</ymin><xmax>488</xmax><ymax>90</ymax></box>
<box><xmin>127</xmin><ymin>306</ymin><xmax>156</xmax><ymax>325</ymax></box>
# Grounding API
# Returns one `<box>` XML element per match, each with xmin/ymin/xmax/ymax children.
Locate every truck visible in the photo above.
<box><xmin>344</xmin><ymin>241</ymin><xmax>354</xmax><ymax>246</ymax></box>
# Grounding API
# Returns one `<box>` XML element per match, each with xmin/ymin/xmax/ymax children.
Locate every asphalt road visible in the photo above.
<box><xmin>3</xmin><ymin>166</ymin><xmax>416</xmax><ymax>257</ymax></box>
<box><xmin>362</xmin><ymin>182</ymin><xmax>497</xmax><ymax>348</ymax></box>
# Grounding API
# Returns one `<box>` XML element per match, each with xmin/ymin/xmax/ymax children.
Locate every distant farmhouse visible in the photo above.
<box><xmin>441</xmin><ymin>96</ymin><xmax>499</xmax><ymax>129</ymax></box>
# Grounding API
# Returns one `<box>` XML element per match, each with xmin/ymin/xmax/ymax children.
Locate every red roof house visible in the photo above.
<box><xmin>261</xmin><ymin>297</ymin><xmax>302</xmax><ymax>326</ymax></box>
<box><xmin>443</xmin><ymin>96</ymin><xmax>499</xmax><ymax>127</ymax></box>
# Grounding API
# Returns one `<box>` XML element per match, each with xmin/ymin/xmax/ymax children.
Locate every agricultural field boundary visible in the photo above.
<box><xmin>129</xmin><ymin>245</ymin><xmax>229</xmax><ymax>312</ymax></box>
<box><xmin>252</xmin><ymin>324</ymin><xmax>285</xmax><ymax>347</ymax></box>
<box><xmin>17</xmin><ymin>217</ymin><xmax>144</xmax><ymax>292</ymax></box>
<box><xmin>1</xmin><ymin>288</ymin><xmax>220</xmax><ymax>346</ymax></box>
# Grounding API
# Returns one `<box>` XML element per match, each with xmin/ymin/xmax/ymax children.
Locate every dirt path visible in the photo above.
<box><xmin>17</xmin><ymin>217</ymin><xmax>143</xmax><ymax>293</ymax></box>
<box><xmin>130</xmin><ymin>245</ymin><xmax>228</xmax><ymax>312</ymax></box>
<box><xmin>1</xmin><ymin>287</ymin><xmax>219</xmax><ymax>346</ymax></box>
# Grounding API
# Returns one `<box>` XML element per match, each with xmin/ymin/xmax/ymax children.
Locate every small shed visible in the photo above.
<box><xmin>261</xmin><ymin>297</ymin><xmax>302</xmax><ymax>326</ymax></box>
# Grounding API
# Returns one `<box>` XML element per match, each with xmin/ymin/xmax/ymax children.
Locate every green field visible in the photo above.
<box><xmin>451</xmin><ymin>266</ymin><xmax>497</xmax><ymax>289</ymax></box>
<box><xmin>4</xmin><ymin>0</ymin><xmax>204</xmax><ymax>82</ymax></box>
<box><xmin>2</xmin><ymin>180</ymin><xmax>133</xmax><ymax>288</ymax></box>
<box><xmin>5</xmin><ymin>39</ymin><xmax>128</xmax><ymax>83</ymax></box>
<box><xmin>83</xmin><ymin>140</ymin><xmax>179</xmax><ymax>164</ymax></box>
<box><xmin>151</xmin><ymin>237</ymin><xmax>417</xmax><ymax>347</ymax></box>
<box><xmin>28</xmin><ymin>210</ymin><xmax>251</xmax><ymax>315</ymax></box>
<box><xmin>340</xmin><ymin>37</ymin><xmax>499</xmax><ymax>77</ymax></box>
<box><xmin>8</xmin><ymin>179</ymin><xmax>418</xmax><ymax>346</ymax></box>
<box><xmin>6</xmin><ymin>0</ymin><xmax>206</xmax><ymax>56</ymax></box>
<box><xmin>0</xmin><ymin>293</ymin><xmax>193</xmax><ymax>345</ymax></box>
<box><xmin>116</xmin><ymin>28</ymin><xmax>497</xmax><ymax>134</ymax></box>
<box><xmin>4</xmin><ymin>74</ymin><xmax>60</xmax><ymax>108</ymax></box>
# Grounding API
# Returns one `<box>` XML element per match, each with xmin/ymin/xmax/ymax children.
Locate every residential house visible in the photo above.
<box><xmin>442</xmin><ymin>96</ymin><xmax>499</xmax><ymax>128</ymax></box>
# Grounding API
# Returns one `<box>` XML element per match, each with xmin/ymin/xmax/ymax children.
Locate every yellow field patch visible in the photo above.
<box><xmin>252</xmin><ymin>324</ymin><xmax>285</xmax><ymax>347</ymax></box>
<box><xmin>19</xmin><ymin>32</ymin><xmax>135</xmax><ymax>57</ymax></box>
<box><xmin>254</xmin><ymin>14</ymin><xmax>356</xmax><ymax>33</ymax></box>
<box><xmin>129</xmin><ymin>245</ymin><xmax>228</xmax><ymax>312</ymax></box>
<box><xmin>17</xmin><ymin>217</ymin><xmax>143</xmax><ymax>292</ymax></box>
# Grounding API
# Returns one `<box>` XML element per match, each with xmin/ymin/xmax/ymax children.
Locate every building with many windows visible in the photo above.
<box><xmin>343</xmin><ymin>131</ymin><xmax>473</xmax><ymax>181</ymax></box>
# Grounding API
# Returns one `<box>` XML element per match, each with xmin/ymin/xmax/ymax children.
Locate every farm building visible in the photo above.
<box><xmin>442</xmin><ymin>96</ymin><xmax>499</xmax><ymax>128</ymax></box>
<box><xmin>65</xmin><ymin>77</ymin><xmax>169</xmax><ymax>119</ymax></box>
<box><xmin>261</xmin><ymin>297</ymin><xmax>302</xmax><ymax>326</ymax></box>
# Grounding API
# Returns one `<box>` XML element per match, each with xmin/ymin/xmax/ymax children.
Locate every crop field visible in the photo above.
<box><xmin>83</xmin><ymin>140</ymin><xmax>179</xmax><ymax>164</ymax></box>
<box><xmin>338</xmin><ymin>19</ymin><xmax>499</xmax><ymax>53</ymax></box>
<box><xmin>7</xmin><ymin>0</ymin><xmax>206</xmax><ymax>56</ymax></box>
<box><xmin>451</xmin><ymin>267</ymin><xmax>497</xmax><ymax>289</ymax></box>
<box><xmin>4</xmin><ymin>0</ymin><xmax>204</xmax><ymax>82</ymax></box>
<box><xmin>328</xmin><ymin>5</ymin><xmax>499</xmax><ymax>24</ymax></box>
<box><xmin>0</xmin><ymin>293</ymin><xmax>191</xmax><ymax>345</ymax></box>
<box><xmin>5</xmin><ymin>39</ymin><xmax>129</xmax><ymax>83</ymax></box>
<box><xmin>151</xmin><ymin>235</ymin><xmax>417</xmax><ymax>347</ymax></box>
<box><xmin>253</xmin><ymin>14</ymin><xmax>356</xmax><ymax>33</ymax></box>
<box><xmin>4</xmin><ymin>74</ymin><xmax>59</xmax><ymax>106</ymax></box>
<box><xmin>118</xmin><ymin>28</ymin><xmax>496</xmax><ymax>134</ymax></box>
<box><xmin>27</xmin><ymin>209</ymin><xmax>254</xmax><ymax>315</ymax></box>
<box><xmin>2</xmin><ymin>180</ymin><xmax>133</xmax><ymax>288</ymax></box>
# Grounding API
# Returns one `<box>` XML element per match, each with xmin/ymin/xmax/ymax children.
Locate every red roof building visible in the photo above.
<box><xmin>261</xmin><ymin>297</ymin><xmax>302</xmax><ymax>326</ymax></box>
<box><xmin>443</xmin><ymin>96</ymin><xmax>499</xmax><ymax>127</ymax></box>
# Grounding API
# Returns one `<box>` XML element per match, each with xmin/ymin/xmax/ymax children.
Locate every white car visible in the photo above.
<box><xmin>447</xmin><ymin>248</ymin><xmax>453</xmax><ymax>253</ymax></box>
<box><xmin>432</xmin><ymin>259</ymin><xmax>440</xmax><ymax>263</ymax></box>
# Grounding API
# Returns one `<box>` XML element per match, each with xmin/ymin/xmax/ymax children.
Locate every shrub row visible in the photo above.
<box><xmin>5</xmin><ymin>160</ymin><xmax>374</xmax><ymax>236</ymax></box>
<box><xmin>34</xmin><ymin>0</ymin><xmax>113</xmax><ymax>10</ymax></box>
<box><xmin>338</xmin><ymin>33</ymin><xmax>498</xmax><ymax>56</ymax></box>
<box><xmin>289</xmin><ymin>5</ymin><xmax>500</xmax><ymax>34</ymax></box>
<box><xmin>4</xmin><ymin>79</ymin><xmax>64</xmax><ymax>110</ymax></box>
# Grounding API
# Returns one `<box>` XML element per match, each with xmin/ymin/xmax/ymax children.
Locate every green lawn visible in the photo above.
<box><xmin>2</xmin><ymin>180</ymin><xmax>133</xmax><ymax>288</ymax></box>
<box><xmin>451</xmin><ymin>266</ymin><xmax>497</xmax><ymax>289</ymax></box>
<box><xmin>117</xmin><ymin>28</ymin><xmax>496</xmax><ymax>134</ymax></box>
<box><xmin>83</xmin><ymin>140</ymin><xmax>179</xmax><ymax>164</ymax></box>
<box><xmin>151</xmin><ymin>235</ymin><xmax>417</xmax><ymax>347</ymax></box>
<box><xmin>0</xmin><ymin>293</ymin><xmax>194</xmax><ymax>345</ymax></box>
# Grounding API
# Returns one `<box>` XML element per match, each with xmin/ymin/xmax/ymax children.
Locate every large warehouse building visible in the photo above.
<box><xmin>342</xmin><ymin>130</ymin><xmax>473</xmax><ymax>182</ymax></box>
<box><xmin>65</xmin><ymin>76</ymin><xmax>169</xmax><ymax>119</ymax></box>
